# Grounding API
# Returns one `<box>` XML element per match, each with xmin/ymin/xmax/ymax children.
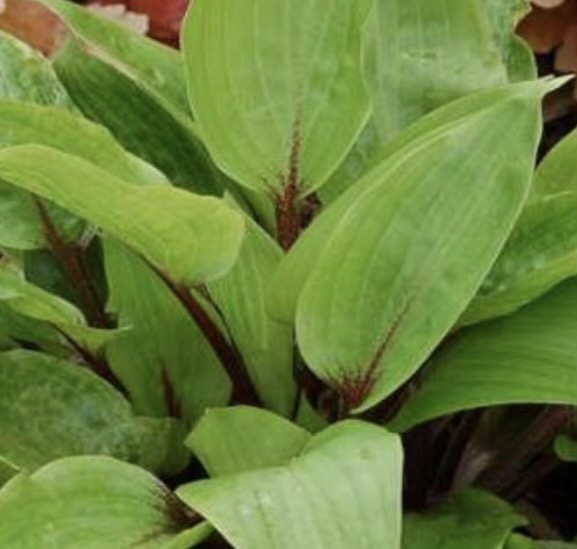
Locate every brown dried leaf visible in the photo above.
<box><xmin>0</xmin><ymin>0</ymin><xmax>62</xmax><ymax>54</ymax></box>
<box><xmin>517</xmin><ymin>0</ymin><xmax>577</xmax><ymax>53</ymax></box>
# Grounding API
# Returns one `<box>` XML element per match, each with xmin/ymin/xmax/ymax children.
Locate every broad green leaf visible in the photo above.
<box><xmin>482</xmin><ymin>0</ymin><xmax>535</xmax><ymax>82</ymax></box>
<box><xmin>269</xmin><ymin>81</ymin><xmax>564</xmax><ymax>325</ymax></box>
<box><xmin>390</xmin><ymin>279</ymin><xmax>577</xmax><ymax>432</ymax></box>
<box><xmin>0</xmin><ymin>145</ymin><xmax>245</xmax><ymax>286</ymax></box>
<box><xmin>0</xmin><ymin>31</ymin><xmax>72</xmax><ymax>107</ymax></box>
<box><xmin>53</xmin><ymin>40</ymin><xmax>224</xmax><ymax>196</ymax></box>
<box><xmin>186</xmin><ymin>406</ymin><xmax>311</xmax><ymax>476</ymax></box>
<box><xmin>104</xmin><ymin>238</ymin><xmax>230</xmax><ymax>422</ymax></box>
<box><xmin>0</xmin><ymin>268</ymin><xmax>115</xmax><ymax>354</ymax></box>
<box><xmin>402</xmin><ymin>490</ymin><xmax>526</xmax><ymax>549</ymax></box>
<box><xmin>0</xmin><ymin>100</ymin><xmax>167</xmax><ymax>250</ymax></box>
<box><xmin>182</xmin><ymin>0</ymin><xmax>373</xmax><ymax>196</ymax></box>
<box><xmin>323</xmin><ymin>0</ymin><xmax>534</xmax><ymax>201</ymax></box>
<box><xmin>178</xmin><ymin>420</ymin><xmax>403</xmax><ymax>549</ymax></box>
<box><xmin>36</xmin><ymin>0</ymin><xmax>189</xmax><ymax>116</ymax></box>
<box><xmin>554</xmin><ymin>434</ymin><xmax>577</xmax><ymax>463</ymax></box>
<box><xmin>461</xmin><ymin>191</ymin><xmax>577</xmax><ymax>326</ymax></box>
<box><xmin>293</xmin><ymin>81</ymin><xmax>545</xmax><ymax>413</ymax></box>
<box><xmin>207</xmin><ymin>218</ymin><xmax>296</xmax><ymax>415</ymax></box>
<box><xmin>0</xmin><ymin>101</ymin><xmax>167</xmax><ymax>186</ymax></box>
<box><xmin>0</xmin><ymin>457</ymin><xmax>204</xmax><ymax>549</ymax></box>
<box><xmin>0</xmin><ymin>350</ymin><xmax>188</xmax><ymax>475</ymax></box>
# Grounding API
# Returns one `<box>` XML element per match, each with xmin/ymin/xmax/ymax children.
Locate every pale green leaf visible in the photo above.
<box><xmin>182</xmin><ymin>0</ymin><xmax>373</xmax><ymax>195</ymax></box>
<box><xmin>207</xmin><ymin>218</ymin><xmax>296</xmax><ymax>415</ymax></box>
<box><xmin>0</xmin><ymin>350</ymin><xmax>187</xmax><ymax>474</ymax></box>
<box><xmin>462</xmin><ymin>124</ymin><xmax>577</xmax><ymax>326</ymax></box>
<box><xmin>0</xmin><ymin>268</ymin><xmax>115</xmax><ymax>354</ymax></box>
<box><xmin>36</xmin><ymin>0</ymin><xmax>189</xmax><ymax>116</ymax></box>
<box><xmin>0</xmin><ymin>100</ymin><xmax>167</xmax><ymax>250</ymax></box>
<box><xmin>269</xmin><ymin>81</ymin><xmax>563</xmax><ymax>325</ymax></box>
<box><xmin>0</xmin><ymin>145</ymin><xmax>245</xmax><ymax>286</ymax></box>
<box><xmin>323</xmin><ymin>0</ymin><xmax>533</xmax><ymax>201</ymax></box>
<box><xmin>402</xmin><ymin>490</ymin><xmax>526</xmax><ymax>549</ymax></box>
<box><xmin>460</xmin><ymin>191</ymin><xmax>577</xmax><ymax>326</ymax></box>
<box><xmin>178</xmin><ymin>420</ymin><xmax>403</xmax><ymax>549</ymax></box>
<box><xmin>186</xmin><ymin>406</ymin><xmax>311</xmax><ymax>476</ymax></box>
<box><xmin>0</xmin><ymin>456</ymin><xmax>202</xmax><ymax>549</ymax></box>
<box><xmin>53</xmin><ymin>39</ymin><xmax>224</xmax><ymax>196</ymax></box>
<box><xmin>390</xmin><ymin>279</ymin><xmax>577</xmax><ymax>432</ymax></box>
<box><xmin>0</xmin><ymin>31</ymin><xmax>72</xmax><ymax>107</ymax></box>
<box><xmin>104</xmin><ymin>238</ymin><xmax>230</xmax><ymax>422</ymax></box>
<box><xmin>294</xmin><ymin>81</ymin><xmax>545</xmax><ymax>413</ymax></box>
<box><xmin>482</xmin><ymin>0</ymin><xmax>535</xmax><ymax>82</ymax></box>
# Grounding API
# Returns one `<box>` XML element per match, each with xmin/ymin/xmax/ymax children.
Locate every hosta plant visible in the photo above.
<box><xmin>0</xmin><ymin>0</ymin><xmax>575</xmax><ymax>548</ymax></box>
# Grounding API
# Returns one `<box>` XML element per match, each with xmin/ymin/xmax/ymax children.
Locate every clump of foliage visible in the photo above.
<box><xmin>0</xmin><ymin>0</ymin><xmax>575</xmax><ymax>548</ymax></box>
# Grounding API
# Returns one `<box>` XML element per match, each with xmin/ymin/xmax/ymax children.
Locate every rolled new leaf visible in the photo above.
<box><xmin>0</xmin><ymin>145</ymin><xmax>245</xmax><ymax>286</ymax></box>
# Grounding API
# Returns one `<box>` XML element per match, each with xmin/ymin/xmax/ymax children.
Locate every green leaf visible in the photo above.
<box><xmin>36</xmin><ymin>0</ymin><xmax>189</xmax><ymax>116</ymax></box>
<box><xmin>461</xmin><ymin>124</ymin><xmax>577</xmax><ymax>326</ymax></box>
<box><xmin>182</xmin><ymin>0</ymin><xmax>373</xmax><ymax>196</ymax></box>
<box><xmin>53</xmin><ymin>40</ymin><xmax>224</xmax><ymax>196</ymax></box>
<box><xmin>186</xmin><ymin>406</ymin><xmax>311</xmax><ymax>476</ymax></box>
<box><xmin>104</xmin><ymin>238</ymin><xmax>230</xmax><ymax>422</ymax></box>
<box><xmin>0</xmin><ymin>350</ymin><xmax>187</xmax><ymax>474</ymax></box>
<box><xmin>0</xmin><ymin>267</ymin><xmax>115</xmax><ymax>354</ymax></box>
<box><xmin>0</xmin><ymin>31</ymin><xmax>73</xmax><ymax>107</ymax></box>
<box><xmin>0</xmin><ymin>145</ymin><xmax>245</xmax><ymax>286</ymax></box>
<box><xmin>207</xmin><ymin>218</ymin><xmax>296</xmax><ymax>415</ymax></box>
<box><xmin>390</xmin><ymin>279</ymin><xmax>577</xmax><ymax>432</ymax></box>
<box><xmin>323</xmin><ymin>0</ymin><xmax>534</xmax><ymax>201</ymax></box>
<box><xmin>178</xmin><ymin>420</ymin><xmax>402</xmax><ymax>549</ymax></box>
<box><xmin>402</xmin><ymin>490</ymin><xmax>526</xmax><ymax>549</ymax></box>
<box><xmin>0</xmin><ymin>100</ymin><xmax>167</xmax><ymax>250</ymax></box>
<box><xmin>291</xmin><ymin>81</ymin><xmax>545</xmax><ymax>413</ymax></box>
<box><xmin>269</xmin><ymin>81</ymin><xmax>563</xmax><ymax>325</ymax></box>
<box><xmin>483</xmin><ymin>0</ymin><xmax>535</xmax><ymax>82</ymax></box>
<box><xmin>0</xmin><ymin>456</ymin><xmax>205</xmax><ymax>549</ymax></box>
<box><xmin>460</xmin><ymin>191</ymin><xmax>577</xmax><ymax>326</ymax></box>
<box><xmin>554</xmin><ymin>434</ymin><xmax>577</xmax><ymax>463</ymax></box>
<box><xmin>531</xmin><ymin>127</ymin><xmax>577</xmax><ymax>199</ymax></box>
